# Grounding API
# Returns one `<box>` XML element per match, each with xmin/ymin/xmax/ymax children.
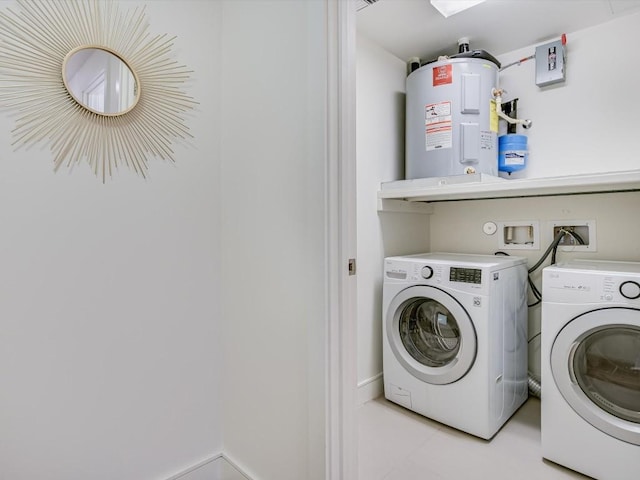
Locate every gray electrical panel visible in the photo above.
<box><xmin>535</xmin><ymin>39</ymin><xmax>566</xmax><ymax>87</ymax></box>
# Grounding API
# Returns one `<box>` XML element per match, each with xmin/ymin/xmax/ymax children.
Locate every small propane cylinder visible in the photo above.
<box><xmin>405</xmin><ymin>49</ymin><xmax>501</xmax><ymax>180</ymax></box>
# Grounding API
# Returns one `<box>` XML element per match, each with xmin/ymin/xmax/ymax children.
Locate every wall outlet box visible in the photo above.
<box><xmin>549</xmin><ymin>220</ymin><xmax>596</xmax><ymax>252</ymax></box>
<box><xmin>497</xmin><ymin>220</ymin><xmax>540</xmax><ymax>250</ymax></box>
<box><xmin>536</xmin><ymin>39</ymin><xmax>565</xmax><ymax>87</ymax></box>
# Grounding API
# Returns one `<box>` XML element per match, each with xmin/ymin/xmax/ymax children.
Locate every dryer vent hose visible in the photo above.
<box><xmin>528</xmin><ymin>371</ymin><xmax>541</xmax><ymax>398</ymax></box>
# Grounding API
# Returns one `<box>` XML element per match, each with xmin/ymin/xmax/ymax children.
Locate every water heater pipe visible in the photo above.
<box><xmin>499</xmin><ymin>54</ymin><xmax>534</xmax><ymax>72</ymax></box>
<box><xmin>492</xmin><ymin>88</ymin><xmax>532</xmax><ymax>129</ymax></box>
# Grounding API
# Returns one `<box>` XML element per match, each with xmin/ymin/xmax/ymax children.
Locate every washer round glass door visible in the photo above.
<box><xmin>386</xmin><ymin>285</ymin><xmax>477</xmax><ymax>385</ymax></box>
<box><xmin>551</xmin><ymin>307</ymin><xmax>640</xmax><ymax>445</ymax></box>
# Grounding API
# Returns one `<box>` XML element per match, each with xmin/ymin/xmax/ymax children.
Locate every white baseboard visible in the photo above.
<box><xmin>357</xmin><ymin>372</ymin><xmax>383</xmax><ymax>405</ymax></box>
<box><xmin>165</xmin><ymin>453</ymin><xmax>255</xmax><ymax>480</ymax></box>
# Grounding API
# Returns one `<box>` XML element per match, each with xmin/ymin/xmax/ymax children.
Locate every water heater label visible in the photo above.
<box><xmin>433</xmin><ymin>64</ymin><xmax>453</xmax><ymax>86</ymax></box>
<box><xmin>480</xmin><ymin>131</ymin><xmax>493</xmax><ymax>151</ymax></box>
<box><xmin>425</xmin><ymin>101</ymin><xmax>452</xmax><ymax>151</ymax></box>
<box><xmin>489</xmin><ymin>100</ymin><xmax>499</xmax><ymax>132</ymax></box>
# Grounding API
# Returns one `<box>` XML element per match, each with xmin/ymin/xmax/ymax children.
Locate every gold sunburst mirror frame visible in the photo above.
<box><xmin>0</xmin><ymin>0</ymin><xmax>197</xmax><ymax>181</ymax></box>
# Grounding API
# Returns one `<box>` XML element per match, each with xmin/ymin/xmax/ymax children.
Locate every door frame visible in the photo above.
<box><xmin>325</xmin><ymin>0</ymin><xmax>357</xmax><ymax>479</ymax></box>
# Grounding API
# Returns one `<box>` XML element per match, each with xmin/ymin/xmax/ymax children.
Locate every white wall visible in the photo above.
<box><xmin>219</xmin><ymin>2</ymin><xmax>328</xmax><ymax>479</ymax></box>
<box><xmin>0</xmin><ymin>2</ymin><xmax>223</xmax><ymax>479</ymax></box>
<box><xmin>356</xmin><ymin>33</ymin><xmax>430</xmax><ymax>403</ymax></box>
<box><xmin>1</xmin><ymin>1</ymin><xmax>339</xmax><ymax>479</ymax></box>
<box><xmin>496</xmin><ymin>11</ymin><xmax>640</xmax><ymax>179</ymax></box>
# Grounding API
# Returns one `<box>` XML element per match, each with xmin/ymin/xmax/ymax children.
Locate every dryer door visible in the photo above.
<box><xmin>386</xmin><ymin>285</ymin><xmax>477</xmax><ymax>385</ymax></box>
<box><xmin>551</xmin><ymin>307</ymin><xmax>640</xmax><ymax>445</ymax></box>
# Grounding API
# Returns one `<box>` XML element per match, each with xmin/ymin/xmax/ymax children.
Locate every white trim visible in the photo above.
<box><xmin>357</xmin><ymin>372</ymin><xmax>384</xmax><ymax>405</ymax></box>
<box><xmin>325</xmin><ymin>0</ymin><xmax>358</xmax><ymax>479</ymax></box>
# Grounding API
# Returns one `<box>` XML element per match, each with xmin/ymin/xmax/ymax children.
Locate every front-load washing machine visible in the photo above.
<box><xmin>542</xmin><ymin>260</ymin><xmax>640</xmax><ymax>480</ymax></box>
<box><xmin>383</xmin><ymin>252</ymin><xmax>528</xmax><ymax>439</ymax></box>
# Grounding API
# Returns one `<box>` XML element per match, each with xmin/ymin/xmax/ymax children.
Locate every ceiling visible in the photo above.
<box><xmin>356</xmin><ymin>0</ymin><xmax>640</xmax><ymax>62</ymax></box>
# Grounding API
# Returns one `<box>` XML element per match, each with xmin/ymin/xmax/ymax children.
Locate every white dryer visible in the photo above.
<box><xmin>542</xmin><ymin>260</ymin><xmax>640</xmax><ymax>480</ymax></box>
<box><xmin>383</xmin><ymin>252</ymin><xmax>528</xmax><ymax>439</ymax></box>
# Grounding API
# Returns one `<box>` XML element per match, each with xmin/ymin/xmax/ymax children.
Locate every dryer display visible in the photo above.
<box><xmin>449</xmin><ymin>267</ymin><xmax>482</xmax><ymax>284</ymax></box>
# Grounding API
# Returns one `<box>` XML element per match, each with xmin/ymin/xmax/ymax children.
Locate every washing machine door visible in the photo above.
<box><xmin>551</xmin><ymin>307</ymin><xmax>640</xmax><ymax>445</ymax></box>
<box><xmin>386</xmin><ymin>285</ymin><xmax>477</xmax><ymax>385</ymax></box>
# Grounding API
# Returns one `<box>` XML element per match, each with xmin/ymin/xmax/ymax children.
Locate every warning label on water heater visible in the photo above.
<box><xmin>425</xmin><ymin>101</ymin><xmax>452</xmax><ymax>151</ymax></box>
<box><xmin>433</xmin><ymin>65</ymin><xmax>453</xmax><ymax>86</ymax></box>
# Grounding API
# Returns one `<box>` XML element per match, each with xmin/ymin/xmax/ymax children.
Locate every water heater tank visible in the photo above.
<box><xmin>405</xmin><ymin>51</ymin><xmax>500</xmax><ymax>179</ymax></box>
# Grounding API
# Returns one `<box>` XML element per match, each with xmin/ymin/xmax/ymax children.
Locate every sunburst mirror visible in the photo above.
<box><xmin>0</xmin><ymin>0</ymin><xmax>197</xmax><ymax>181</ymax></box>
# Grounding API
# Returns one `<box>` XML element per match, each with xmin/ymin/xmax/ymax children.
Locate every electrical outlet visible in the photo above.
<box><xmin>549</xmin><ymin>220</ymin><xmax>596</xmax><ymax>252</ymax></box>
<box><xmin>497</xmin><ymin>220</ymin><xmax>540</xmax><ymax>250</ymax></box>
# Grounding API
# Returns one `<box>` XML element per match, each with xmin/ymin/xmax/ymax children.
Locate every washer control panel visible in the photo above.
<box><xmin>421</xmin><ymin>266</ymin><xmax>433</xmax><ymax>279</ymax></box>
<box><xmin>384</xmin><ymin>258</ymin><xmax>488</xmax><ymax>293</ymax></box>
<box><xmin>412</xmin><ymin>263</ymin><xmax>445</xmax><ymax>283</ymax></box>
<box><xmin>543</xmin><ymin>265</ymin><xmax>640</xmax><ymax>305</ymax></box>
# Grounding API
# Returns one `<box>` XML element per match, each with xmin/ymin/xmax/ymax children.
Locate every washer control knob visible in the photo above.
<box><xmin>421</xmin><ymin>266</ymin><xmax>434</xmax><ymax>279</ymax></box>
<box><xmin>604</xmin><ymin>294</ymin><xmax>613</xmax><ymax>301</ymax></box>
<box><xmin>620</xmin><ymin>281</ymin><xmax>640</xmax><ymax>299</ymax></box>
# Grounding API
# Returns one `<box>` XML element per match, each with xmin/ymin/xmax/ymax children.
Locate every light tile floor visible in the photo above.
<box><xmin>358</xmin><ymin>396</ymin><xmax>590</xmax><ymax>480</ymax></box>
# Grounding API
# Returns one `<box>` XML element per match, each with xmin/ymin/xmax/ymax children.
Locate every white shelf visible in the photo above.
<box><xmin>378</xmin><ymin>170</ymin><xmax>640</xmax><ymax>207</ymax></box>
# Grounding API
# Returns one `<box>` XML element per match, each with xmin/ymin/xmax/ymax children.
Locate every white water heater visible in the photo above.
<box><xmin>405</xmin><ymin>51</ymin><xmax>500</xmax><ymax>179</ymax></box>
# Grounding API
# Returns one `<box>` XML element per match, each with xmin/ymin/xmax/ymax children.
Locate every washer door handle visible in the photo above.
<box><xmin>567</xmin><ymin>342</ymin><xmax>579</xmax><ymax>385</ymax></box>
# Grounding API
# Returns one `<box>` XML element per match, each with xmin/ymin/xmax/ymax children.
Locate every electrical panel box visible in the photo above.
<box><xmin>535</xmin><ymin>39</ymin><xmax>565</xmax><ymax>87</ymax></box>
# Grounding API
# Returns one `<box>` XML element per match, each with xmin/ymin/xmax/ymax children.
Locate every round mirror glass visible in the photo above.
<box><xmin>63</xmin><ymin>47</ymin><xmax>139</xmax><ymax>115</ymax></box>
